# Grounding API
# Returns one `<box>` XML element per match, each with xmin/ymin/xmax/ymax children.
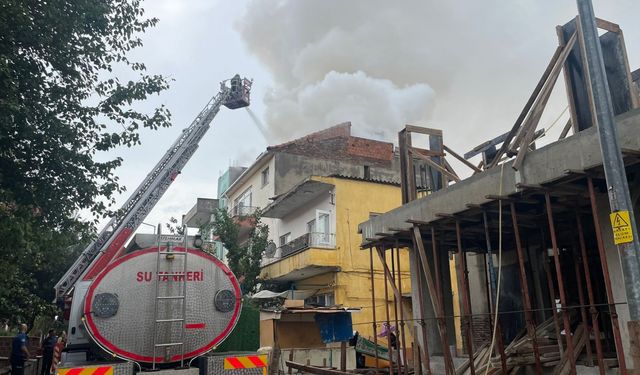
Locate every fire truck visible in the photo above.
<box><xmin>53</xmin><ymin>75</ymin><xmax>262</xmax><ymax>374</ymax></box>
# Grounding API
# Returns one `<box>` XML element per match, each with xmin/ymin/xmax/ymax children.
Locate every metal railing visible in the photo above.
<box><xmin>261</xmin><ymin>232</ymin><xmax>336</xmax><ymax>266</ymax></box>
<box><xmin>230</xmin><ymin>205</ymin><xmax>259</xmax><ymax>217</ymax></box>
<box><xmin>279</xmin><ymin>232</ymin><xmax>336</xmax><ymax>259</ymax></box>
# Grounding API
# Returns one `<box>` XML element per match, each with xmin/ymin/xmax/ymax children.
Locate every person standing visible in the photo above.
<box><xmin>10</xmin><ymin>324</ymin><xmax>30</xmax><ymax>375</ymax></box>
<box><xmin>40</xmin><ymin>330</ymin><xmax>57</xmax><ymax>375</ymax></box>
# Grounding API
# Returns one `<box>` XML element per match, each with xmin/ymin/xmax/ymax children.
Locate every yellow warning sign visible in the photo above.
<box><xmin>610</xmin><ymin>210</ymin><xmax>633</xmax><ymax>245</ymax></box>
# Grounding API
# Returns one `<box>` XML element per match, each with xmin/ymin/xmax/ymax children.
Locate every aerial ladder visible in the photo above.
<box><xmin>54</xmin><ymin>76</ymin><xmax>252</xmax><ymax>343</ymax></box>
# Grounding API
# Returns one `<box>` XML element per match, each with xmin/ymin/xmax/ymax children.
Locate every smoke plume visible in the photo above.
<box><xmin>237</xmin><ymin>1</ymin><xmax>637</xmax><ymax>148</ymax></box>
<box><xmin>263</xmin><ymin>71</ymin><xmax>433</xmax><ymax>141</ymax></box>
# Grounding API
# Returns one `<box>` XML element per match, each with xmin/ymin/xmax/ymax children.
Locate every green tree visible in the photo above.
<box><xmin>0</xmin><ymin>0</ymin><xmax>170</xmax><ymax>326</ymax></box>
<box><xmin>204</xmin><ymin>209</ymin><xmax>269</xmax><ymax>294</ymax></box>
<box><xmin>165</xmin><ymin>216</ymin><xmax>185</xmax><ymax>235</ymax></box>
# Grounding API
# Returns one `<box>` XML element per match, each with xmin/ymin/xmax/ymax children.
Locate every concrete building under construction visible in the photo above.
<box><xmin>358</xmin><ymin>15</ymin><xmax>640</xmax><ymax>375</ymax></box>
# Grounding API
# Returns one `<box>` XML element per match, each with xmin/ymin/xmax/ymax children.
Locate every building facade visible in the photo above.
<box><xmin>183</xmin><ymin>166</ymin><xmax>246</xmax><ymax>261</ymax></box>
<box><xmin>219</xmin><ymin>123</ymin><xmax>413</xmax><ymax>341</ymax></box>
<box><xmin>260</xmin><ymin>175</ymin><xmax>411</xmax><ymax>341</ymax></box>
<box><xmin>222</xmin><ymin>123</ymin><xmax>401</xmax><ymax>245</ymax></box>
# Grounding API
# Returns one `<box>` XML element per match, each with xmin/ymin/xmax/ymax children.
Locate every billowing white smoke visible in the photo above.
<box><xmin>264</xmin><ymin>71</ymin><xmax>434</xmax><ymax>141</ymax></box>
<box><xmin>235</xmin><ymin>0</ymin><xmax>473</xmax><ymax>143</ymax></box>
<box><xmin>237</xmin><ymin>0</ymin><xmax>635</xmax><ymax>148</ymax></box>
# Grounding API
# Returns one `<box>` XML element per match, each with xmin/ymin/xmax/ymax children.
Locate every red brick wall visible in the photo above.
<box><xmin>307</xmin><ymin>122</ymin><xmax>351</xmax><ymax>141</ymax></box>
<box><xmin>347</xmin><ymin>137</ymin><xmax>393</xmax><ymax>161</ymax></box>
<box><xmin>269</xmin><ymin>123</ymin><xmax>351</xmax><ymax>151</ymax></box>
<box><xmin>267</xmin><ymin>122</ymin><xmax>394</xmax><ymax>167</ymax></box>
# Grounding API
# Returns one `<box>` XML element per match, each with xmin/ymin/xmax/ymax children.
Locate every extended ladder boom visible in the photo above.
<box><xmin>55</xmin><ymin>76</ymin><xmax>252</xmax><ymax>301</ymax></box>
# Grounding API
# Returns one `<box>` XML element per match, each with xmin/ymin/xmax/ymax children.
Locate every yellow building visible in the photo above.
<box><xmin>260</xmin><ymin>175</ymin><xmax>411</xmax><ymax>342</ymax></box>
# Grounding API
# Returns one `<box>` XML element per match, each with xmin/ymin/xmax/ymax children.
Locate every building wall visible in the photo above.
<box><xmin>217</xmin><ymin>166</ymin><xmax>246</xmax><ymax>209</ymax></box>
<box><xmin>273</xmin><ymin>191</ymin><xmax>336</xmax><ymax>245</ymax></box>
<box><xmin>334</xmin><ymin>253</ymin><xmax>413</xmax><ymax>346</ymax></box>
<box><xmin>212</xmin><ymin>166</ymin><xmax>249</xmax><ymax>262</ymax></box>
<box><xmin>225</xmin><ymin>156</ymin><xmax>278</xmax><ymax>243</ymax></box>
<box><xmin>314</xmin><ymin>176</ymin><xmax>412</xmax><ymax>342</ymax></box>
<box><xmin>259</xmin><ymin>176</ymin><xmax>412</xmax><ymax>343</ymax></box>
<box><xmin>226</xmin><ymin>156</ymin><xmax>275</xmax><ymax>211</ymax></box>
<box><xmin>225</xmin><ymin>151</ymin><xmax>401</xmax><ymax>248</ymax></box>
<box><xmin>259</xmin><ymin>313</ymin><xmax>325</xmax><ymax>349</ymax></box>
<box><xmin>294</xmin><ymin>272</ymin><xmax>336</xmax><ymax>293</ymax></box>
<box><xmin>273</xmin><ymin>153</ymin><xmax>399</xmax><ymax>197</ymax></box>
<box><xmin>259</xmin><ymin>318</ymin><xmax>274</xmax><ymax>349</ymax></box>
<box><xmin>260</xmin><ymin>248</ymin><xmax>337</xmax><ymax>280</ymax></box>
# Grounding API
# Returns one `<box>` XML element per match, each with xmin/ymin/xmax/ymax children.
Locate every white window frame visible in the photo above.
<box><xmin>315</xmin><ymin>209</ymin><xmax>331</xmax><ymax>246</ymax></box>
<box><xmin>234</xmin><ymin>187</ymin><xmax>253</xmax><ymax>215</ymax></box>
<box><xmin>307</xmin><ymin>218</ymin><xmax>316</xmax><ymax>233</ymax></box>
<box><xmin>305</xmin><ymin>292</ymin><xmax>335</xmax><ymax>307</ymax></box>
<box><xmin>279</xmin><ymin>232</ymin><xmax>291</xmax><ymax>247</ymax></box>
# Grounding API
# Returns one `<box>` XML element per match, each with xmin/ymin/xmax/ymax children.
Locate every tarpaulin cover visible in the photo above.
<box><xmin>314</xmin><ymin>312</ymin><xmax>353</xmax><ymax>343</ymax></box>
<box><xmin>250</xmin><ymin>290</ymin><xmax>288</xmax><ymax>299</ymax></box>
<box><xmin>250</xmin><ymin>289</ymin><xmax>318</xmax><ymax>300</ymax></box>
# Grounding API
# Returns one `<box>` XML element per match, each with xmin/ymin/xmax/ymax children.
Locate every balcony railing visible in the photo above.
<box><xmin>231</xmin><ymin>205</ymin><xmax>259</xmax><ymax>217</ymax></box>
<box><xmin>279</xmin><ymin>232</ymin><xmax>336</xmax><ymax>258</ymax></box>
<box><xmin>262</xmin><ymin>232</ymin><xmax>336</xmax><ymax>266</ymax></box>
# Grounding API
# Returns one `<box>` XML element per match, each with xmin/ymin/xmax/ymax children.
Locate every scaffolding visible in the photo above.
<box><xmin>360</xmin><ymin>15</ymin><xmax>639</xmax><ymax>375</ymax></box>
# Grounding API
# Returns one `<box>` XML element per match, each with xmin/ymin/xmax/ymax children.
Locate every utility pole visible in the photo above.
<box><xmin>576</xmin><ymin>0</ymin><xmax>640</xmax><ymax>323</ymax></box>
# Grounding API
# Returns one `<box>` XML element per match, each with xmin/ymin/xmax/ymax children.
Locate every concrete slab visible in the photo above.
<box><xmin>183</xmin><ymin>198</ymin><xmax>218</xmax><ymax>228</ymax></box>
<box><xmin>359</xmin><ymin>108</ymin><xmax>640</xmax><ymax>245</ymax></box>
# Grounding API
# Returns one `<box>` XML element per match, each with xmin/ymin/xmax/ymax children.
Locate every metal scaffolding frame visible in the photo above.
<box><xmin>365</xmin><ymin>167</ymin><xmax>640</xmax><ymax>374</ymax></box>
<box><xmin>361</xmin><ymin>13</ymin><xmax>639</xmax><ymax>375</ymax></box>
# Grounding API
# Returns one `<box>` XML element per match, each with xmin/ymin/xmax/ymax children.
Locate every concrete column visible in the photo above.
<box><xmin>527</xmin><ymin>245</ymin><xmax>547</xmax><ymax>323</ymax></box>
<box><xmin>467</xmin><ymin>252</ymin><xmax>491</xmax><ymax>347</ymax></box>
<box><xmin>409</xmin><ymin>245</ymin><xmax>454</xmax><ymax>356</ymax></box>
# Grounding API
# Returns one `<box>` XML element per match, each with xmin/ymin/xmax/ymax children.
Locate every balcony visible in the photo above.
<box><xmin>231</xmin><ymin>205</ymin><xmax>259</xmax><ymax>218</ymax></box>
<box><xmin>280</xmin><ymin>232</ymin><xmax>336</xmax><ymax>258</ymax></box>
<box><xmin>229</xmin><ymin>205</ymin><xmax>259</xmax><ymax>245</ymax></box>
<box><xmin>183</xmin><ymin>198</ymin><xmax>218</xmax><ymax>228</ymax></box>
<box><xmin>261</xmin><ymin>232</ymin><xmax>338</xmax><ymax>282</ymax></box>
<box><xmin>262</xmin><ymin>232</ymin><xmax>336</xmax><ymax>268</ymax></box>
<box><xmin>262</xmin><ymin>180</ymin><xmax>333</xmax><ymax>219</ymax></box>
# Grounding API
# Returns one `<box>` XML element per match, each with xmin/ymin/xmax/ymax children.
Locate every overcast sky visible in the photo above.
<box><xmin>98</xmin><ymin>1</ymin><xmax>640</xmax><ymax>234</ymax></box>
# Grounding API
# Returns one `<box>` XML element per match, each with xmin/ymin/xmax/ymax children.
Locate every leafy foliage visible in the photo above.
<box><xmin>213</xmin><ymin>298</ymin><xmax>259</xmax><ymax>352</ymax></box>
<box><xmin>204</xmin><ymin>209</ymin><xmax>269</xmax><ymax>294</ymax></box>
<box><xmin>0</xmin><ymin>0</ymin><xmax>170</xmax><ymax>325</ymax></box>
<box><xmin>0</xmin><ymin>205</ymin><xmax>86</xmax><ymax>327</ymax></box>
<box><xmin>165</xmin><ymin>216</ymin><xmax>185</xmax><ymax>235</ymax></box>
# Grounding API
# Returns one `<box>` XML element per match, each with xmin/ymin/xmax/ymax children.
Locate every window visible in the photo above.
<box><xmin>279</xmin><ymin>232</ymin><xmax>291</xmax><ymax>246</ymax></box>
<box><xmin>363</xmin><ymin>165</ymin><xmax>371</xmax><ymax>179</ymax></box>
<box><xmin>305</xmin><ymin>292</ymin><xmax>335</xmax><ymax>307</ymax></box>
<box><xmin>233</xmin><ymin>187</ymin><xmax>252</xmax><ymax>215</ymax></box>
<box><xmin>315</xmin><ymin>210</ymin><xmax>331</xmax><ymax>244</ymax></box>
<box><xmin>261</xmin><ymin>167</ymin><xmax>269</xmax><ymax>188</ymax></box>
<box><xmin>325</xmin><ymin>293</ymin><xmax>335</xmax><ymax>307</ymax></box>
<box><xmin>239</xmin><ymin>188</ymin><xmax>252</xmax><ymax>206</ymax></box>
<box><xmin>307</xmin><ymin>219</ymin><xmax>316</xmax><ymax>233</ymax></box>
<box><xmin>317</xmin><ymin>212</ymin><xmax>329</xmax><ymax>234</ymax></box>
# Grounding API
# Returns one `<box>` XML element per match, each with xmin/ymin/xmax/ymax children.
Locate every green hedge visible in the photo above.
<box><xmin>214</xmin><ymin>301</ymin><xmax>259</xmax><ymax>352</ymax></box>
